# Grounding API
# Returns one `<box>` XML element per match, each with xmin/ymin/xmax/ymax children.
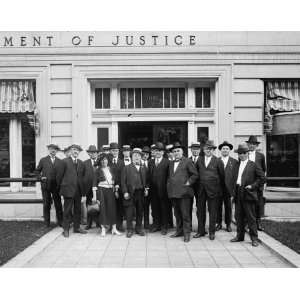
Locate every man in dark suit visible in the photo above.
<box><xmin>167</xmin><ymin>142</ymin><xmax>198</xmax><ymax>242</ymax></box>
<box><xmin>231</xmin><ymin>143</ymin><xmax>265</xmax><ymax>247</ymax></box>
<box><xmin>188</xmin><ymin>142</ymin><xmax>202</xmax><ymax>231</ymax></box>
<box><xmin>109</xmin><ymin>142</ymin><xmax>125</xmax><ymax>232</ymax></box>
<box><xmin>148</xmin><ymin>142</ymin><xmax>171</xmax><ymax>235</ymax></box>
<box><xmin>56</xmin><ymin>144</ymin><xmax>87</xmax><ymax>237</ymax></box>
<box><xmin>195</xmin><ymin>140</ymin><xmax>223</xmax><ymax>240</ymax></box>
<box><xmin>246</xmin><ymin>136</ymin><xmax>266</xmax><ymax>231</ymax></box>
<box><xmin>141</xmin><ymin>146</ymin><xmax>152</xmax><ymax>230</ymax></box>
<box><xmin>83</xmin><ymin>145</ymin><xmax>99</xmax><ymax>229</ymax></box>
<box><xmin>35</xmin><ymin>144</ymin><xmax>63</xmax><ymax>227</ymax></box>
<box><xmin>216</xmin><ymin>141</ymin><xmax>238</xmax><ymax>232</ymax></box>
<box><xmin>121</xmin><ymin>148</ymin><xmax>149</xmax><ymax>238</ymax></box>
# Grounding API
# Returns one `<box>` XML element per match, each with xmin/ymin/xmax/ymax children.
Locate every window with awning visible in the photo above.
<box><xmin>264</xmin><ymin>81</ymin><xmax>300</xmax><ymax>133</ymax></box>
<box><xmin>0</xmin><ymin>80</ymin><xmax>39</xmax><ymax>135</ymax></box>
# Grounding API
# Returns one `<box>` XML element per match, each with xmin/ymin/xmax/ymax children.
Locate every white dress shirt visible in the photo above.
<box><xmin>192</xmin><ymin>155</ymin><xmax>199</xmax><ymax>164</ymax></box>
<box><xmin>221</xmin><ymin>156</ymin><xmax>229</xmax><ymax>168</ymax></box>
<box><xmin>174</xmin><ymin>160</ymin><xmax>180</xmax><ymax>172</ymax></box>
<box><xmin>248</xmin><ymin>151</ymin><xmax>256</xmax><ymax>162</ymax></box>
<box><xmin>155</xmin><ymin>157</ymin><xmax>163</xmax><ymax>166</ymax></box>
<box><xmin>49</xmin><ymin>155</ymin><xmax>56</xmax><ymax>164</ymax></box>
<box><xmin>135</xmin><ymin>164</ymin><xmax>141</xmax><ymax>171</ymax></box>
<box><xmin>236</xmin><ymin>159</ymin><xmax>248</xmax><ymax>185</ymax></box>
<box><xmin>205</xmin><ymin>156</ymin><xmax>212</xmax><ymax>167</ymax></box>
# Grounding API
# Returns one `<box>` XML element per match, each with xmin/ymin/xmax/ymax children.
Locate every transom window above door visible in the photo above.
<box><xmin>120</xmin><ymin>88</ymin><xmax>186</xmax><ymax>109</ymax></box>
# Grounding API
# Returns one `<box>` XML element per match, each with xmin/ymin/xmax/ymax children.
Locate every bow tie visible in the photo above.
<box><xmin>174</xmin><ymin>159</ymin><xmax>181</xmax><ymax>162</ymax></box>
<box><xmin>125</xmin><ymin>158</ymin><xmax>130</xmax><ymax>161</ymax></box>
<box><xmin>135</xmin><ymin>163</ymin><xmax>140</xmax><ymax>166</ymax></box>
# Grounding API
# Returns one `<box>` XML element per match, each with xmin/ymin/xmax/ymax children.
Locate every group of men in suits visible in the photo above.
<box><xmin>35</xmin><ymin>135</ymin><xmax>266</xmax><ymax>246</ymax></box>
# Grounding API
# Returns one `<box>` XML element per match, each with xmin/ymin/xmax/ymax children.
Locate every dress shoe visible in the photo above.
<box><xmin>170</xmin><ymin>231</ymin><xmax>183</xmax><ymax>238</ymax></box>
<box><xmin>85</xmin><ymin>225</ymin><xmax>91</xmax><ymax>230</ymax></box>
<box><xmin>73</xmin><ymin>228</ymin><xmax>87</xmax><ymax>234</ymax></box>
<box><xmin>193</xmin><ymin>232</ymin><xmax>206</xmax><ymax>238</ymax></box>
<box><xmin>230</xmin><ymin>236</ymin><xmax>244</xmax><ymax>242</ymax></box>
<box><xmin>135</xmin><ymin>230</ymin><xmax>145</xmax><ymax>236</ymax></box>
<box><xmin>63</xmin><ymin>230</ymin><xmax>69</xmax><ymax>238</ymax></box>
<box><xmin>209</xmin><ymin>233</ymin><xmax>215</xmax><ymax>240</ymax></box>
<box><xmin>150</xmin><ymin>226</ymin><xmax>161</xmax><ymax>233</ymax></box>
<box><xmin>161</xmin><ymin>228</ymin><xmax>168</xmax><ymax>235</ymax></box>
<box><xmin>57</xmin><ymin>221</ymin><xmax>63</xmax><ymax>227</ymax></box>
<box><xmin>226</xmin><ymin>225</ymin><xmax>232</xmax><ymax>232</ymax></box>
<box><xmin>252</xmin><ymin>240</ymin><xmax>259</xmax><ymax>247</ymax></box>
<box><xmin>184</xmin><ymin>234</ymin><xmax>190</xmax><ymax>243</ymax></box>
<box><xmin>126</xmin><ymin>231</ymin><xmax>133</xmax><ymax>238</ymax></box>
<box><xmin>215</xmin><ymin>224</ymin><xmax>222</xmax><ymax>231</ymax></box>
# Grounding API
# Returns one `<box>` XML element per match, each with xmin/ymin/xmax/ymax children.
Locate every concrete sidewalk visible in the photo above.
<box><xmin>5</xmin><ymin>226</ymin><xmax>291</xmax><ymax>268</ymax></box>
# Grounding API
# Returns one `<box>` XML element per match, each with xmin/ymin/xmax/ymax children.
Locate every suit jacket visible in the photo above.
<box><xmin>167</xmin><ymin>157</ymin><xmax>198</xmax><ymax>199</ymax></box>
<box><xmin>218</xmin><ymin>156</ymin><xmax>239</xmax><ymax>196</ymax></box>
<box><xmin>83</xmin><ymin>159</ymin><xmax>97</xmax><ymax>195</ymax></box>
<box><xmin>196</xmin><ymin>155</ymin><xmax>223</xmax><ymax>198</ymax></box>
<box><xmin>35</xmin><ymin>156</ymin><xmax>62</xmax><ymax>191</ymax></box>
<box><xmin>254</xmin><ymin>151</ymin><xmax>266</xmax><ymax>173</ymax></box>
<box><xmin>234</xmin><ymin>160</ymin><xmax>265</xmax><ymax>202</ymax></box>
<box><xmin>109</xmin><ymin>157</ymin><xmax>125</xmax><ymax>187</ymax></box>
<box><xmin>56</xmin><ymin>157</ymin><xmax>86</xmax><ymax>198</ymax></box>
<box><xmin>121</xmin><ymin>163</ymin><xmax>148</xmax><ymax>198</ymax></box>
<box><xmin>149</xmin><ymin>157</ymin><xmax>169</xmax><ymax>198</ymax></box>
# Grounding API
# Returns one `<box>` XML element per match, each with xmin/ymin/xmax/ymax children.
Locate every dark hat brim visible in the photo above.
<box><xmin>218</xmin><ymin>143</ymin><xmax>233</xmax><ymax>150</ymax></box>
<box><xmin>47</xmin><ymin>144</ymin><xmax>60</xmax><ymax>150</ymax></box>
<box><xmin>70</xmin><ymin>145</ymin><xmax>83</xmax><ymax>151</ymax></box>
<box><xmin>234</xmin><ymin>149</ymin><xmax>249</xmax><ymax>154</ymax></box>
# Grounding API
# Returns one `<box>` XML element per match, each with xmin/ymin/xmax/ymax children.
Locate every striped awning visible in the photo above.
<box><xmin>0</xmin><ymin>80</ymin><xmax>36</xmax><ymax>113</ymax></box>
<box><xmin>266</xmin><ymin>81</ymin><xmax>300</xmax><ymax>112</ymax></box>
<box><xmin>0</xmin><ymin>80</ymin><xmax>39</xmax><ymax>135</ymax></box>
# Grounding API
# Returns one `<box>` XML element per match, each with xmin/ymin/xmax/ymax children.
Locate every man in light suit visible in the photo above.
<box><xmin>216</xmin><ymin>141</ymin><xmax>238</xmax><ymax>232</ymax></box>
<box><xmin>83</xmin><ymin>145</ymin><xmax>99</xmax><ymax>229</ymax></box>
<box><xmin>167</xmin><ymin>142</ymin><xmax>198</xmax><ymax>242</ymax></box>
<box><xmin>195</xmin><ymin>140</ymin><xmax>223</xmax><ymax>240</ymax></box>
<box><xmin>246</xmin><ymin>136</ymin><xmax>266</xmax><ymax>231</ymax></box>
<box><xmin>231</xmin><ymin>143</ymin><xmax>265</xmax><ymax>247</ymax></box>
<box><xmin>56</xmin><ymin>144</ymin><xmax>87</xmax><ymax>237</ymax></box>
<box><xmin>35</xmin><ymin>144</ymin><xmax>63</xmax><ymax>227</ymax></box>
<box><xmin>121</xmin><ymin>148</ymin><xmax>149</xmax><ymax>238</ymax></box>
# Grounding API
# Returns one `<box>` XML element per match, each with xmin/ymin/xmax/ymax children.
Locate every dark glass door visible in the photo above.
<box><xmin>0</xmin><ymin>119</ymin><xmax>10</xmax><ymax>186</ymax></box>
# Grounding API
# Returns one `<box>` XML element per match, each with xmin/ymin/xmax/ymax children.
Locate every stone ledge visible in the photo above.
<box><xmin>259</xmin><ymin>231</ymin><xmax>300</xmax><ymax>268</ymax></box>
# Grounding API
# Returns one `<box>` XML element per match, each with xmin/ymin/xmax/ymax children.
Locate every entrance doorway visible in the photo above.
<box><xmin>118</xmin><ymin>122</ymin><xmax>188</xmax><ymax>149</ymax></box>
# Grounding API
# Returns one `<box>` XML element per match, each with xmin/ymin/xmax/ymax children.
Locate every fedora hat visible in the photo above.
<box><xmin>47</xmin><ymin>144</ymin><xmax>60</xmax><ymax>151</ymax></box>
<box><xmin>152</xmin><ymin>142</ymin><xmax>165</xmax><ymax>151</ymax></box>
<box><xmin>122</xmin><ymin>145</ymin><xmax>131</xmax><ymax>152</ymax></box>
<box><xmin>150</xmin><ymin>144</ymin><xmax>156</xmax><ymax>150</ymax></box>
<box><xmin>189</xmin><ymin>142</ymin><xmax>201</xmax><ymax>149</ymax></box>
<box><xmin>69</xmin><ymin>144</ymin><xmax>83</xmax><ymax>151</ymax></box>
<box><xmin>234</xmin><ymin>143</ymin><xmax>250</xmax><ymax>154</ymax></box>
<box><xmin>132</xmin><ymin>147</ymin><xmax>142</xmax><ymax>155</ymax></box>
<box><xmin>245</xmin><ymin>135</ymin><xmax>260</xmax><ymax>144</ymax></box>
<box><xmin>109</xmin><ymin>142</ymin><xmax>119</xmax><ymax>150</ymax></box>
<box><xmin>203</xmin><ymin>140</ymin><xmax>217</xmax><ymax>149</ymax></box>
<box><xmin>86</xmin><ymin>145</ymin><xmax>99</xmax><ymax>153</ymax></box>
<box><xmin>142</xmin><ymin>146</ymin><xmax>151</xmax><ymax>153</ymax></box>
<box><xmin>218</xmin><ymin>140</ymin><xmax>233</xmax><ymax>151</ymax></box>
<box><xmin>171</xmin><ymin>142</ymin><xmax>185</xmax><ymax>151</ymax></box>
